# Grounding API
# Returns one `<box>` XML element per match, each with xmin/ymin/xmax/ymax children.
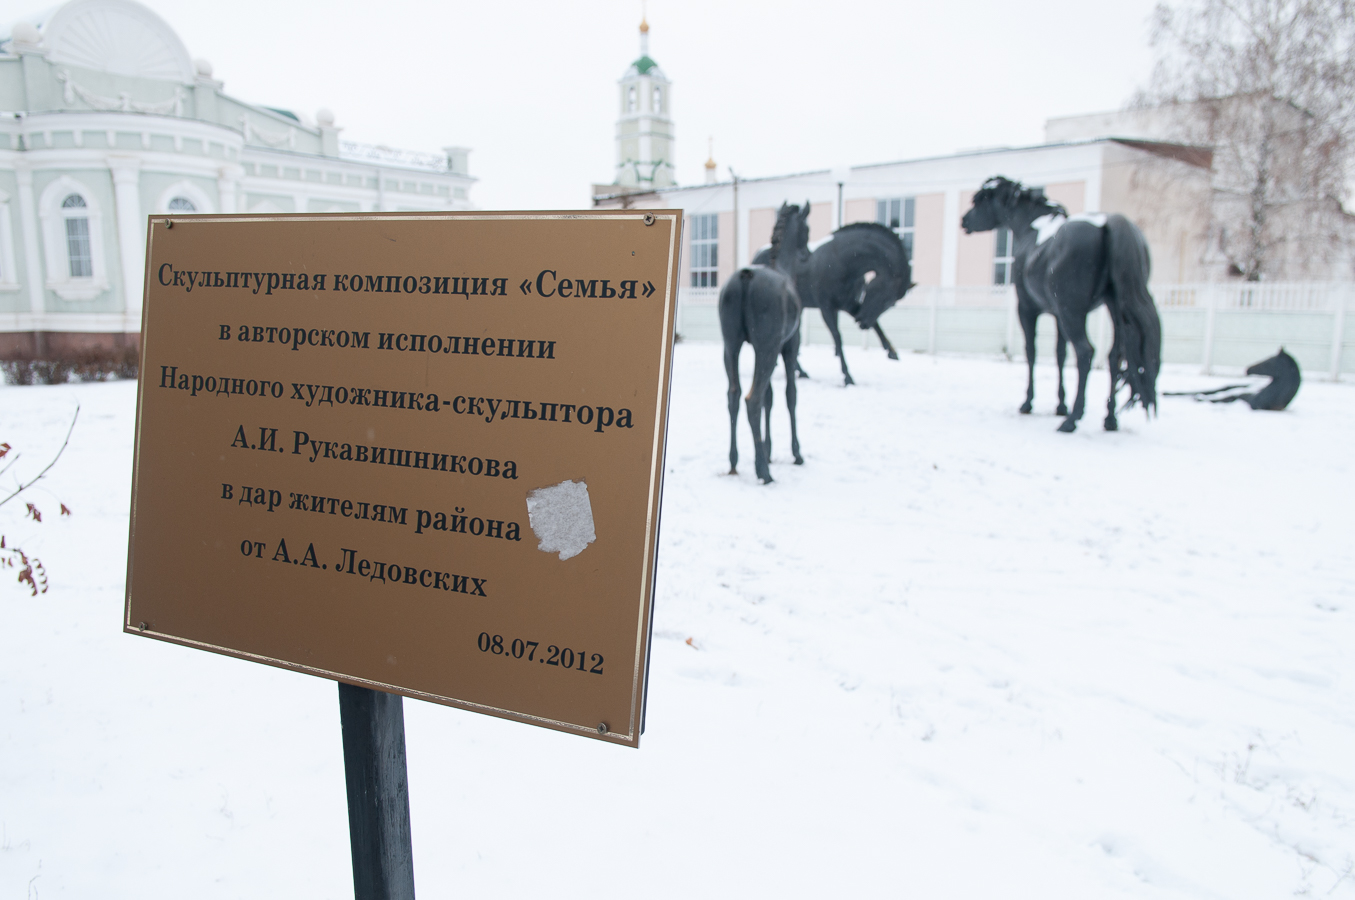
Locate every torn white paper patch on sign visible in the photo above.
<box><xmin>526</xmin><ymin>480</ymin><xmax>596</xmax><ymax>561</ymax></box>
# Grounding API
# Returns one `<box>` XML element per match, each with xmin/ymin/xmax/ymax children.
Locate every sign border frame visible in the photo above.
<box><xmin>123</xmin><ymin>209</ymin><xmax>684</xmax><ymax>747</ymax></box>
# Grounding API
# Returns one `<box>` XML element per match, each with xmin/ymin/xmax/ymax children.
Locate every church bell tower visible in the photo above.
<box><xmin>614</xmin><ymin>17</ymin><xmax>675</xmax><ymax>189</ymax></box>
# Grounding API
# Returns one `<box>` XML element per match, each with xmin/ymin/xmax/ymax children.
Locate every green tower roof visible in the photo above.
<box><xmin>632</xmin><ymin>55</ymin><xmax>658</xmax><ymax>74</ymax></box>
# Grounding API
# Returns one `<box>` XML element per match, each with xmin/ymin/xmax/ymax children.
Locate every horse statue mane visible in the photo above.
<box><xmin>767</xmin><ymin>200</ymin><xmax>810</xmax><ymax>265</ymax></box>
<box><xmin>975</xmin><ymin>176</ymin><xmax>1068</xmax><ymax>218</ymax></box>
<box><xmin>831</xmin><ymin>222</ymin><xmax>909</xmax><ymax>264</ymax></box>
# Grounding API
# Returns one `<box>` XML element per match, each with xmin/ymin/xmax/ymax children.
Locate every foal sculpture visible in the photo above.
<box><xmin>720</xmin><ymin>203</ymin><xmax>808</xmax><ymax>483</ymax></box>
<box><xmin>962</xmin><ymin>176</ymin><xmax>1162</xmax><ymax>432</ymax></box>
<box><xmin>1165</xmin><ymin>348</ymin><xmax>1301</xmax><ymax>410</ymax></box>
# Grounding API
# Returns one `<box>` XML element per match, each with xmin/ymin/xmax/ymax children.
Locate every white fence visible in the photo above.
<box><xmin>677</xmin><ymin>282</ymin><xmax>1355</xmax><ymax>380</ymax></box>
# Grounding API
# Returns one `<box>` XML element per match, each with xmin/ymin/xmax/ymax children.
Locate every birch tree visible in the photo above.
<box><xmin>1143</xmin><ymin>0</ymin><xmax>1355</xmax><ymax>279</ymax></box>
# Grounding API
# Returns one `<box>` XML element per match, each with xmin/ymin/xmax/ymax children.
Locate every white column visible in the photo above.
<box><xmin>108</xmin><ymin>156</ymin><xmax>144</xmax><ymax>317</ymax></box>
<box><xmin>13</xmin><ymin>164</ymin><xmax>45</xmax><ymax>317</ymax></box>
<box><xmin>218</xmin><ymin>164</ymin><xmax>243</xmax><ymax>213</ymax></box>
<box><xmin>940</xmin><ymin>186</ymin><xmax>960</xmax><ymax>288</ymax></box>
<box><xmin>376</xmin><ymin>168</ymin><xmax>390</xmax><ymax>212</ymax></box>
<box><xmin>639</xmin><ymin>118</ymin><xmax>651</xmax><ymax>177</ymax></box>
<box><xmin>1085</xmin><ymin>154</ymin><xmax>1104</xmax><ymax>213</ymax></box>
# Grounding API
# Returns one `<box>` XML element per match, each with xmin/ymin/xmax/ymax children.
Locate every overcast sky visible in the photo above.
<box><xmin>133</xmin><ymin>0</ymin><xmax>1163</xmax><ymax>209</ymax></box>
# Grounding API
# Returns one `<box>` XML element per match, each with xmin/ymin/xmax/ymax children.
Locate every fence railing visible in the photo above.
<box><xmin>338</xmin><ymin>140</ymin><xmax>449</xmax><ymax>173</ymax></box>
<box><xmin>676</xmin><ymin>281</ymin><xmax>1354</xmax><ymax>380</ymax></box>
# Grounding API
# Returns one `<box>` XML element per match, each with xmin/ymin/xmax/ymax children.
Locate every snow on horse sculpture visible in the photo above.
<box><xmin>1165</xmin><ymin>348</ymin><xmax>1301</xmax><ymax>410</ymax></box>
<box><xmin>962</xmin><ymin>176</ymin><xmax>1162</xmax><ymax>432</ymax></box>
<box><xmin>720</xmin><ymin>202</ymin><xmax>808</xmax><ymax>484</ymax></box>
<box><xmin>752</xmin><ymin>212</ymin><xmax>913</xmax><ymax>385</ymax></box>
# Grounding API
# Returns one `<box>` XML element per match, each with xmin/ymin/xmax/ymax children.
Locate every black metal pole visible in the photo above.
<box><xmin>338</xmin><ymin>683</ymin><xmax>416</xmax><ymax>900</ymax></box>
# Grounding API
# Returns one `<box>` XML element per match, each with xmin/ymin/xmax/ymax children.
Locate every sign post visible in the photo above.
<box><xmin>339</xmin><ymin>683</ymin><xmax>415</xmax><ymax>900</ymax></box>
<box><xmin>125</xmin><ymin>210</ymin><xmax>682</xmax><ymax>890</ymax></box>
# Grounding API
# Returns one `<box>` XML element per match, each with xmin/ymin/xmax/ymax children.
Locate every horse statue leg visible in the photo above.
<box><xmin>873</xmin><ymin>323</ymin><xmax>900</xmax><ymax>360</ymax></box>
<box><xmin>763</xmin><ymin>381</ymin><xmax>773</xmax><ymax>462</ymax></box>
<box><xmin>822</xmin><ymin>307</ymin><xmax>855</xmax><ymax>386</ymax></box>
<box><xmin>1054</xmin><ymin>323</ymin><xmax>1069</xmax><ymax>416</ymax></box>
<box><xmin>723</xmin><ymin>340</ymin><xmax>742</xmax><ymax>474</ymax></box>
<box><xmin>1105</xmin><ymin>338</ymin><xmax>1122</xmax><ymax>431</ymax></box>
<box><xmin>781</xmin><ymin>331</ymin><xmax>804</xmax><ymax>465</ymax></box>
<box><xmin>1017</xmin><ymin>298</ymin><xmax>1038</xmax><ymax>414</ymax></box>
<box><xmin>1057</xmin><ymin>316</ymin><xmax>1095</xmax><ymax>433</ymax></box>
<box><xmin>745</xmin><ymin>350</ymin><xmax>780</xmax><ymax>483</ymax></box>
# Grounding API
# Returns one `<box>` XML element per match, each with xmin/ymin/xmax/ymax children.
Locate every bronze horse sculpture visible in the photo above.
<box><xmin>1165</xmin><ymin>348</ymin><xmax>1301</xmax><ymax>410</ymax></box>
<box><xmin>720</xmin><ymin>202</ymin><xmax>808</xmax><ymax>483</ymax></box>
<box><xmin>753</xmin><ymin>212</ymin><xmax>913</xmax><ymax>385</ymax></box>
<box><xmin>962</xmin><ymin>176</ymin><xmax>1162</xmax><ymax>432</ymax></box>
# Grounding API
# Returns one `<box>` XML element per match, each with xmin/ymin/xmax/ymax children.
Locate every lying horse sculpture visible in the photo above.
<box><xmin>720</xmin><ymin>202</ymin><xmax>808</xmax><ymax>483</ymax></box>
<box><xmin>1165</xmin><ymin>348</ymin><xmax>1301</xmax><ymax>410</ymax></box>
<box><xmin>753</xmin><ymin>213</ymin><xmax>913</xmax><ymax>385</ymax></box>
<box><xmin>962</xmin><ymin>176</ymin><xmax>1162</xmax><ymax>432</ymax></box>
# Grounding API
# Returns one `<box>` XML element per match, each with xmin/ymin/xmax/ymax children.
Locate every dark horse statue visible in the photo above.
<box><xmin>753</xmin><ymin>214</ymin><xmax>912</xmax><ymax>386</ymax></box>
<box><xmin>962</xmin><ymin>176</ymin><xmax>1162</xmax><ymax>432</ymax></box>
<box><xmin>720</xmin><ymin>202</ymin><xmax>808</xmax><ymax>483</ymax></box>
<box><xmin>1165</xmin><ymin>348</ymin><xmax>1301</xmax><ymax>410</ymax></box>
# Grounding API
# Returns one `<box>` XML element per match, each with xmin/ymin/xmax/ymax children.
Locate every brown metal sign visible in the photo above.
<box><xmin>125</xmin><ymin>211</ymin><xmax>681</xmax><ymax>746</ymax></box>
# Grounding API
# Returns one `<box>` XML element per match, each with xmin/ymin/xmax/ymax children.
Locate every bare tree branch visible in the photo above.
<box><xmin>0</xmin><ymin>405</ymin><xmax>79</xmax><ymax>512</ymax></box>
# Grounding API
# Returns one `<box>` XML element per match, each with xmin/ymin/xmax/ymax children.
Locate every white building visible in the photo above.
<box><xmin>0</xmin><ymin>0</ymin><xmax>475</xmax><ymax>360</ymax></box>
<box><xmin>594</xmin><ymin>122</ymin><xmax>1355</xmax><ymax>378</ymax></box>
<box><xmin>595</xmin><ymin>134</ymin><xmax>1214</xmax><ymax>293</ymax></box>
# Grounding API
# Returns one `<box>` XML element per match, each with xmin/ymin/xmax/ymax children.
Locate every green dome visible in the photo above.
<box><xmin>632</xmin><ymin>55</ymin><xmax>658</xmax><ymax>74</ymax></box>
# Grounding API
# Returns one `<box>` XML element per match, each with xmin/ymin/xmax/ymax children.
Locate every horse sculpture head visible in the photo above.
<box><xmin>1246</xmin><ymin>347</ymin><xmax>1299</xmax><ymax>381</ymax></box>
<box><xmin>962</xmin><ymin>176</ymin><xmax>1065</xmax><ymax>233</ymax></box>
<box><xmin>767</xmin><ymin>200</ymin><xmax>812</xmax><ymax>266</ymax></box>
<box><xmin>849</xmin><ymin>226</ymin><xmax>913</xmax><ymax>330</ymax></box>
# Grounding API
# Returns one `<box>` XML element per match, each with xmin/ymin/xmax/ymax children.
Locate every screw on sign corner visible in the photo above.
<box><xmin>164</xmin><ymin>219</ymin><xmax>173</xmax><ymax>228</ymax></box>
<box><xmin>643</xmin><ymin>214</ymin><xmax>655</xmax><ymax>226</ymax></box>
<box><xmin>596</xmin><ymin>723</ymin><xmax>608</xmax><ymax>735</ymax></box>
<box><xmin>137</xmin><ymin>621</ymin><xmax>147</xmax><ymax>632</ymax></box>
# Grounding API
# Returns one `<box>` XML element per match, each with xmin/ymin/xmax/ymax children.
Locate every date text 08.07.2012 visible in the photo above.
<box><xmin>477</xmin><ymin>633</ymin><xmax>603</xmax><ymax>675</ymax></box>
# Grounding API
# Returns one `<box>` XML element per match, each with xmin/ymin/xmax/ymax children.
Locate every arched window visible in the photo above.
<box><xmin>38</xmin><ymin>177</ymin><xmax>108</xmax><ymax>300</ymax></box>
<box><xmin>652</xmin><ymin>87</ymin><xmax>662</xmax><ymax>112</ymax></box>
<box><xmin>627</xmin><ymin>86</ymin><xmax>637</xmax><ymax>112</ymax></box>
<box><xmin>60</xmin><ymin>194</ymin><xmax>92</xmax><ymax>278</ymax></box>
<box><xmin>167</xmin><ymin>197</ymin><xmax>196</xmax><ymax>212</ymax></box>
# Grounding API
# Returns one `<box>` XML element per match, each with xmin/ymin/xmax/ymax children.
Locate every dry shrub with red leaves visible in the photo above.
<box><xmin>0</xmin><ymin>534</ymin><xmax>48</xmax><ymax>596</ymax></box>
<box><xmin>0</xmin><ymin>409</ymin><xmax>78</xmax><ymax>596</ymax></box>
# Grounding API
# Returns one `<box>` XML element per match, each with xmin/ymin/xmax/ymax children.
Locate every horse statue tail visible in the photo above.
<box><xmin>1104</xmin><ymin>215</ymin><xmax>1162</xmax><ymax>414</ymax></box>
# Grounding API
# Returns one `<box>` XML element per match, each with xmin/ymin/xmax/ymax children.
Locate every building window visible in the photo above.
<box><xmin>61</xmin><ymin>194</ymin><xmax>93</xmax><ymax>278</ymax></box>
<box><xmin>994</xmin><ymin>228</ymin><xmax>1015</xmax><ymax>284</ymax></box>
<box><xmin>652</xmin><ymin>87</ymin><xmax>662</xmax><ymax>112</ymax></box>
<box><xmin>877</xmin><ymin>197</ymin><xmax>914</xmax><ymax>261</ymax></box>
<box><xmin>689</xmin><ymin>213</ymin><xmax>718</xmax><ymax>287</ymax></box>
<box><xmin>627</xmin><ymin>86</ymin><xmax>637</xmax><ymax>112</ymax></box>
<box><xmin>168</xmin><ymin>196</ymin><xmax>196</xmax><ymax>211</ymax></box>
<box><xmin>39</xmin><ymin>178</ymin><xmax>107</xmax><ymax>300</ymax></box>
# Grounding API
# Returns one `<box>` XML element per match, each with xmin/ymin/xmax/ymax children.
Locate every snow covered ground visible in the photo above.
<box><xmin>1</xmin><ymin>343</ymin><xmax>1352</xmax><ymax>899</ymax></box>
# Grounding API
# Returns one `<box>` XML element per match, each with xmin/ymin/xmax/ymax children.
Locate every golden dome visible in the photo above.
<box><xmin>639</xmin><ymin>17</ymin><xmax>649</xmax><ymax>33</ymax></box>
